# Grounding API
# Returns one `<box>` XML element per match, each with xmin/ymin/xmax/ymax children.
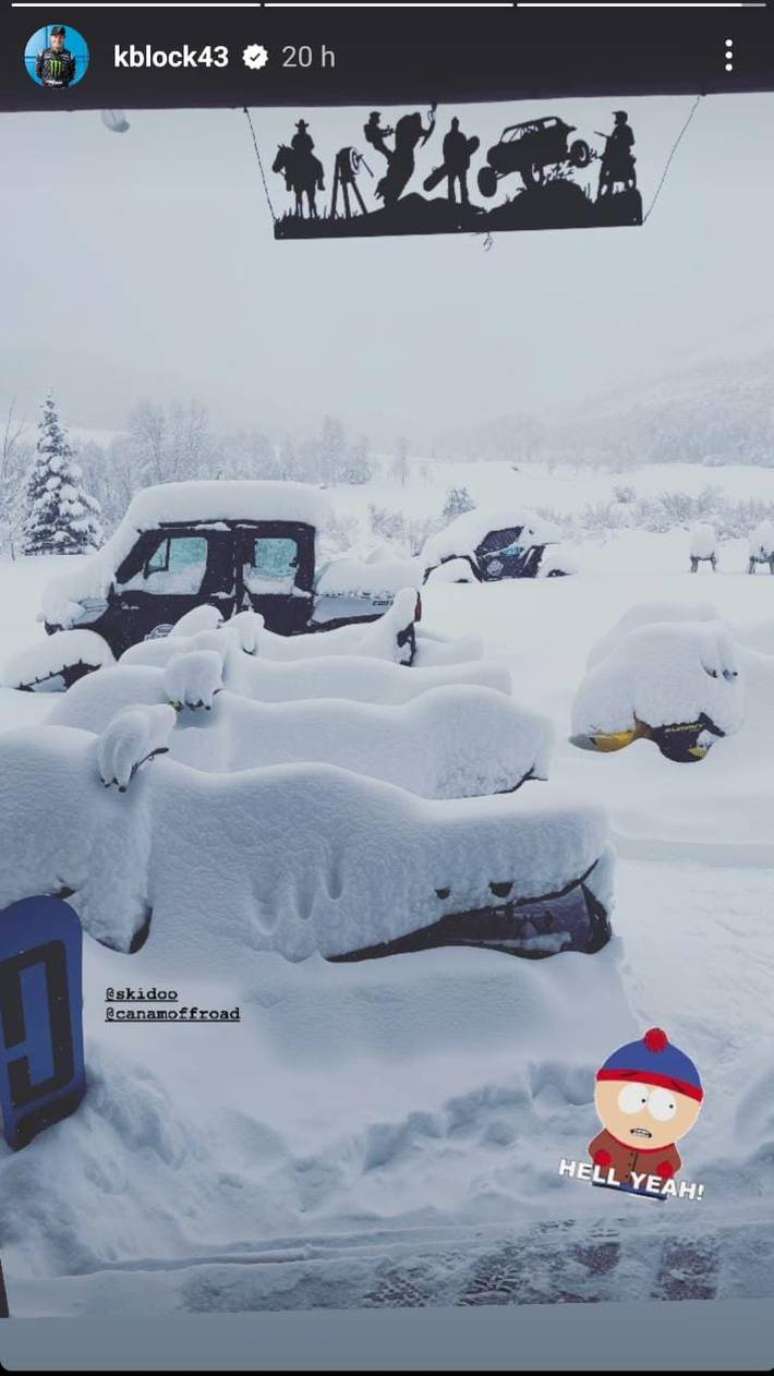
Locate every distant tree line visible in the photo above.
<box><xmin>0</xmin><ymin>397</ymin><xmax>375</xmax><ymax>556</ymax></box>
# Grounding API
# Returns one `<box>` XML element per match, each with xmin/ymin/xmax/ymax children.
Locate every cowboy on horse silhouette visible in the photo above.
<box><xmin>273</xmin><ymin>119</ymin><xmax>325</xmax><ymax>218</ymax></box>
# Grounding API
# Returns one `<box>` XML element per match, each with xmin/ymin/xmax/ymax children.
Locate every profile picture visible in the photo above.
<box><xmin>24</xmin><ymin>24</ymin><xmax>89</xmax><ymax>89</ymax></box>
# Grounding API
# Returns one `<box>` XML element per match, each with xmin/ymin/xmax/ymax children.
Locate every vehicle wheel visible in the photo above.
<box><xmin>569</xmin><ymin>139</ymin><xmax>591</xmax><ymax>169</ymax></box>
<box><xmin>546</xmin><ymin>568</ymin><xmax>567</xmax><ymax>578</ymax></box>
<box><xmin>477</xmin><ymin>166</ymin><xmax>498</xmax><ymax>198</ymax></box>
<box><xmin>521</xmin><ymin>161</ymin><xmax>545</xmax><ymax>189</ymax></box>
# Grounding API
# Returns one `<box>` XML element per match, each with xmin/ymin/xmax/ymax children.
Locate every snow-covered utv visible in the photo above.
<box><xmin>422</xmin><ymin>508</ymin><xmax>577</xmax><ymax>585</ymax></box>
<box><xmin>9</xmin><ymin>482</ymin><xmax>422</xmax><ymax>691</ymax></box>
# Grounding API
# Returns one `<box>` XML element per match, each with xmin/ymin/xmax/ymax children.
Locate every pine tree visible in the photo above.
<box><xmin>23</xmin><ymin>395</ymin><xmax>103</xmax><ymax>556</ymax></box>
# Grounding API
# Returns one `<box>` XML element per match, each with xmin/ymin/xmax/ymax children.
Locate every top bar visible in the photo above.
<box><xmin>1</xmin><ymin>3</ymin><xmax>773</xmax><ymax>110</ymax></box>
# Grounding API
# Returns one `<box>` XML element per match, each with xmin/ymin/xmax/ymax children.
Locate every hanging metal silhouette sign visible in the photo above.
<box><xmin>0</xmin><ymin>895</ymin><xmax>86</xmax><ymax>1150</ymax></box>
<box><xmin>270</xmin><ymin>106</ymin><xmax>642</xmax><ymax>240</ymax></box>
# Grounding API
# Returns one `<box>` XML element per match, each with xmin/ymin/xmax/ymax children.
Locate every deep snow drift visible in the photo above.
<box><xmin>3</xmin><ymin>499</ymin><xmax>774</xmax><ymax>1316</ymax></box>
<box><xmin>50</xmin><ymin>663</ymin><xmax>553</xmax><ymax>799</ymax></box>
<box><xmin>121</xmin><ymin>625</ymin><xmax>512</xmax><ymax>703</ymax></box>
<box><xmin>0</xmin><ymin>716</ymin><xmax>613</xmax><ymax>962</ymax></box>
<box><xmin>0</xmin><ymin>627</ymin><xmax>115</xmax><ymax>690</ymax></box>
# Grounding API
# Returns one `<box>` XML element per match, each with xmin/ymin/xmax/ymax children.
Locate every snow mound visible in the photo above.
<box><xmin>315</xmin><ymin>556</ymin><xmax>422</xmax><ymax>598</ymax></box>
<box><xmin>97</xmin><ymin>704</ymin><xmax>177</xmax><ymax>790</ymax></box>
<box><xmin>0</xmin><ymin>719</ymin><xmax>612</xmax><ymax>964</ymax></box>
<box><xmin>121</xmin><ymin>624</ymin><xmax>509</xmax><ymax>703</ymax></box>
<box><xmin>121</xmin><ymin>628</ymin><xmax>225</xmax><ymax>668</ymax></box>
<box><xmin>586</xmin><ymin>601</ymin><xmax>720</xmax><ymax>670</ymax></box>
<box><xmin>748</xmin><ymin>520</ymin><xmax>774</xmax><ymax>559</ymax></box>
<box><xmin>223</xmin><ymin>644</ymin><xmax>511</xmax><ymax>705</ymax></box>
<box><xmin>0</xmin><ymin>942</ymin><xmax>634</xmax><ymax>1296</ymax></box>
<box><xmin>412</xmin><ymin>628</ymin><xmax>484</xmax><ymax>667</ymax></box>
<box><xmin>50</xmin><ymin>669</ymin><xmax>552</xmax><ymax>799</ymax></box>
<box><xmin>230</xmin><ymin>591</ymin><xmax>418</xmax><ymax>665</ymax></box>
<box><xmin>689</xmin><ymin>522</ymin><xmax>717</xmax><ymax>558</ymax></box>
<box><xmin>170</xmin><ymin>604</ymin><xmax>224</xmax><ymax>637</ymax></box>
<box><xmin>423</xmin><ymin>508</ymin><xmax>562</xmax><ymax>568</ymax></box>
<box><xmin>1</xmin><ymin>629</ymin><xmax>115</xmax><ymax>690</ymax></box>
<box><xmin>41</xmin><ymin>480</ymin><xmax>331</xmax><ymax>625</ymax></box>
<box><xmin>118</xmin><ymin>479</ymin><xmax>331</xmax><ymax>534</ymax></box>
<box><xmin>163</xmin><ymin>651</ymin><xmax>224</xmax><ymax>710</ymax></box>
<box><xmin>733</xmin><ymin>617</ymin><xmax>774</xmax><ymax>657</ymax></box>
<box><xmin>121</xmin><ymin>595</ymin><xmax>422</xmax><ymax>669</ymax></box>
<box><xmin>538</xmin><ymin>545</ymin><xmax>579</xmax><ymax>577</ymax></box>
<box><xmin>424</xmin><ymin>557</ymin><xmax>478</xmax><ymax>585</ymax></box>
<box><xmin>572</xmin><ymin>620</ymin><xmax>744</xmax><ymax>739</ymax></box>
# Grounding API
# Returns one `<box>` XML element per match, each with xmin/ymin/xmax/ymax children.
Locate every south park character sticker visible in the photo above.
<box><xmin>560</xmin><ymin>1027</ymin><xmax>705</xmax><ymax>1200</ymax></box>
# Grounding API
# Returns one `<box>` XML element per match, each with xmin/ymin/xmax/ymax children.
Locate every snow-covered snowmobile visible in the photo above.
<box><xmin>0</xmin><ymin>701</ymin><xmax>614</xmax><ymax>964</ymax></box>
<box><xmin>571</xmin><ymin>616</ymin><xmax>744</xmax><ymax>763</ymax></box>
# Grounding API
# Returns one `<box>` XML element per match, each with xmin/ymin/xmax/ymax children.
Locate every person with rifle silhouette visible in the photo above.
<box><xmin>596</xmin><ymin>111</ymin><xmax>636</xmax><ymax>198</ymax></box>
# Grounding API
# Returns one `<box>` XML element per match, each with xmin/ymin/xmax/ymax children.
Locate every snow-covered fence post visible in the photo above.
<box><xmin>688</xmin><ymin>522</ymin><xmax>717</xmax><ymax>573</ymax></box>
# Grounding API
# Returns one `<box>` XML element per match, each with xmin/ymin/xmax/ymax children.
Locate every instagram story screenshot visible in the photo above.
<box><xmin>1</xmin><ymin>1</ymin><xmax>774</xmax><ymax>1370</ymax></box>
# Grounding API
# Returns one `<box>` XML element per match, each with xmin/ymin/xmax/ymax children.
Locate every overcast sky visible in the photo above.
<box><xmin>2</xmin><ymin>92</ymin><xmax>773</xmax><ymax>448</ymax></box>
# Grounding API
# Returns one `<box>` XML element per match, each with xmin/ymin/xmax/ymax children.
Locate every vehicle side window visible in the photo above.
<box><xmin>142</xmin><ymin>535</ymin><xmax>209</xmax><ymax>592</ymax></box>
<box><xmin>246</xmin><ymin>537</ymin><xmax>299</xmax><ymax>586</ymax></box>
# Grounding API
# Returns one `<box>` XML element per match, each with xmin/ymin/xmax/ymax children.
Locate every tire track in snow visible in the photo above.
<box><xmin>15</xmin><ymin>1215</ymin><xmax>773</xmax><ymax>1314</ymax></box>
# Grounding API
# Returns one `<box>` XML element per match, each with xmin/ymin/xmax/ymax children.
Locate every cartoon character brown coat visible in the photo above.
<box><xmin>589</xmin><ymin>1127</ymin><xmax>680</xmax><ymax>1186</ymax></box>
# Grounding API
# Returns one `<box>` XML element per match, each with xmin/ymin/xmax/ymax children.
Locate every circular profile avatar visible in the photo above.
<box><xmin>589</xmin><ymin>1027</ymin><xmax>703</xmax><ymax>1196</ymax></box>
<box><xmin>25</xmin><ymin>24</ymin><xmax>89</xmax><ymax>89</ymax></box>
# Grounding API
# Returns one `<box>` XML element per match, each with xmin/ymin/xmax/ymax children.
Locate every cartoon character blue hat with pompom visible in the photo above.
<box><xmin>597</xmin><ymin>1026</ymin><xmax>703</xmax><ymax>1103</ymax></box>
<box><xmin>589</xmin><ymin>1029</ymin><xmax>704</xmax><ymax>1195</ymax></box>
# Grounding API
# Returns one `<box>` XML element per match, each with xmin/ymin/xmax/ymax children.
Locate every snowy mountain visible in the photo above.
<box><xmin>436</xmin><ymin>345</ymin><xmax>774</xmax><ymax>469</ymax></box>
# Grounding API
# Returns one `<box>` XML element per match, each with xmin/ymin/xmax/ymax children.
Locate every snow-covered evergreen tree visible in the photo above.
<box><xmin>23</xmin><ymin>395</ymin><xmax>103</xmax><ymax>556</ymax></box>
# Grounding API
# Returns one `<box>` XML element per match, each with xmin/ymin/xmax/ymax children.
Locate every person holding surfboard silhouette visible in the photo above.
<box><xmin>443</xmin><ymin>117</ymin><xmax>473</xmax><ymax>204</ymax></box>
<box><xmin>423</xmin><ymin>116</ymin><xmax>479</xmax><ymax>205</ymax></box>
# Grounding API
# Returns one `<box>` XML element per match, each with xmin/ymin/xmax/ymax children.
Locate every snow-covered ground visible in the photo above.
<box><xmin>1</xmin><ymin>469</ymin><xmax>774</xmax><ymax>1317</ymax></box>
<box><xmin>327</xmin><ymin>458</ymin><xmax>774</xmax><ymax>539</ymax></box>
